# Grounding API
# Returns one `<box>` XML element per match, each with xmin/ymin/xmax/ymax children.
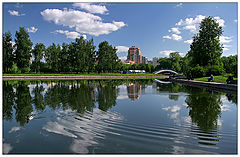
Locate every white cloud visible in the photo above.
<box><xmin>55</xmin><ymin>30</ymin><xmax>81</xmax><ymax>39</ymax></box>
<box><xmin>168</xmin><ymin>27</ymin><xmax>181</xmax><ymax>34</ymax></box>
<box><xmin>183</xmin><ymin>25</ymin><xmax>197</xmax><ymax>33</ymax></box>
<box><xmin>41</xmin><ymin>8</ymin><xmax>126</xmax><ymax>36</ymax></box>
<box><xmin>8</xmin><ymin>10</ymin><xmax>25</xmax><ymax>16</ymax></box>
<box><xmin>184</xmin><ymin>39</ymin><xmax>193</xmax><ymax>44</ymax></box>
<box><xmin>175</xmin><ymin>15</ymin><xmax>225</xmax><ymax>34</ymax></box>
<box><xmin>27</xmin><ymin>27</ymin><xmax>38</xmax><ymax>33</ymax></box>
<box><xmin>214</xmin><ymin>16</ymin><xmax>225</xmax><ymax>27</ymax></box>
<box><xmin>176</xmin><ymin>3</ymin><xmax>183</xmax><ymax>8</ymax></box>
<box><xmin>172</xmin><ymin>34</ymin><xmax>182</xmax><ymax>40</ymax></box>
<box><xmin>73</xmin><ymin>3</ymin><xmax>108</xmax><ymax>14</ymax></box>
<box><xmin>163</xmin><ymin>35</ymin><xmax>172</xmax><ymax>39</ymax></box>
<box><xmin>234</xmin><ymin>19</ymin><xmax>237</xmax><ymax>23</ymax></box>
<box><xmin>159</xmin><ymin>50</ymin><xmax>175</xmax><ymax>56</ymax></box>
<box><xmin>82</xmin><ymin>34</ymin><xmax>87</xmax><ymax>40</ymax></box>
<box><xmin>116</xmin><ymin>46</ymin><xmax>129</xmax><ymax>53</ymax></box>
<box><xmin>163</xmin><ymin>34</ymin><xmax>182</xmax><ymax>41</ymax></box>
<box><xmin>220</xmin><ymin>36</ymin><xmax>233</xmax><ymax>43</ymax></box>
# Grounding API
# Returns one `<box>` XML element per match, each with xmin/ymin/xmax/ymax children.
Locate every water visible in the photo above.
<box><xmin>2</xmin><ymin>79</ymin><xmax>237</xmax><ymax>154</ymax></box>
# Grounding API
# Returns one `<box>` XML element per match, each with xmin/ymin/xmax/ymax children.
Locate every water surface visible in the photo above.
<box><xmin>3</xmin><ymin>79</ymin><xmax>237</xmax><ymax>154</ymax></box>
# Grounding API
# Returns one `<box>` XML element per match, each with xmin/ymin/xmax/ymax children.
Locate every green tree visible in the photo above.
<box><xmin>97</xmin><ymin>41</ymin><xmax>118</xmax><ymax>73</ymax></box>
<box><xmin>221</xmin><ymin>55</ymin><xmax>237</xmax><ymax>77</ymax></box>
<box><xmin>169</xmin><ymin>52</ymin><xmax>181</xmax><ymax>72</ymax></box>
<box><xmin>14</xmin><ymin>27</ymin><xmax>33</xmax><ymax>73</ymax></box>
<box><xmin>187</xmin><ymin>17</ymin><xmax>223</xmax><ymax>71</ymax></box>
<box><xmin>3</xmin><ymin>31</ymin><xmax>14</xmax><ymax>73</ymax></box>
<box><xmin>45</xmin><ymin>43</ymin><xmax>61</xmax><ymax>72</ymax></box>
<box><xmin>59</xmin><ymin>42</ymin><xmax>70</xmax><ymax>72</ymax></box>
<box><xmin>31</xmin><ymin>43</ymin><xmax>46</xmax><ymax>73</ymax></box>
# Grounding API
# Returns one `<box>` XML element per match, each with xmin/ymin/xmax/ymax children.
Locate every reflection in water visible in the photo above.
<box><xmin>2</xmin><ymin>79</ymin><xmax>237</xmax><ymax>154</ymax></box>
<box><xmin>42</xmin><ymin>108</ymin><xmax>123</xmax><ymax>154</ymax></box>
<box><xmin>127</xmin><ymin>83</ymin><xmax>141</xmax><ymax>101</ymax></box>
<box><xmin>185</xmin><ymin>88</ymin><xmax>222</xmax><ymax>132</ymax></box>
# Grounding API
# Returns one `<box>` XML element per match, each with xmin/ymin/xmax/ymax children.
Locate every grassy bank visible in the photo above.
<box><xmin>194</xmin><ymin>74</ymin><xmax>237</xmax><ymax>84</ymax></box>
<box><xmin>3</xmin><ymin>73</ymin><xmax>164</xmax><ymax>76</ymax></box>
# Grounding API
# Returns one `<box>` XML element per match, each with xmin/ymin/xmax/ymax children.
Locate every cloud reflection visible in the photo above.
<box><xmin>42</xmin><ymin>108</ymin><xmax>123</xmax><ymax>153</ymax></box>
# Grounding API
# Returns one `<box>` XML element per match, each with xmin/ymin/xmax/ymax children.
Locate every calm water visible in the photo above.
<box><xmin>3</xmin><ymin>79</ymin><xmax>237</xmax><ymax>154</ymax></box>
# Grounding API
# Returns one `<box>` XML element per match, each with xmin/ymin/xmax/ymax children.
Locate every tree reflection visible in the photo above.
<box><xmin>225</xmin><ymin>93</ymin><xmax>237</xmax><ymax>105</ymax></box>
<box><xmin>3</xmin><ymin>81</ymin><xmax>15</xmax><ymax>121</ymax></box>
<box><xmin>97</xmin><ymin>80</ymin><xmax>117</xmax><ymax>111</ymax></box>
<box><xmin>185</xmin><ymin>88</ymin><xmax>222</xmax><ymax>131</ymax></box>
<box><xmin>31</xmin><ymin>82</ymin><xmax>45</xmax><ymax>111</ymax></box>
<box><xmin>156</xmin><ymin>82</ymin><xmax>182</xmax><ymax>101</ymax></box>
<box><xmin>14</xmin><ymin>81</ymin><xmax>33</xmax><ymax>126</ymax></box>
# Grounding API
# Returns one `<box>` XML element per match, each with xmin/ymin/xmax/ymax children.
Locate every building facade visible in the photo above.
<box><xmin>152</xmin><ymin>57</ymin><xmax>159</xmax><ymax>66</ymax></box>
<box><xmin>126</xmin><ymin>46</ymin><xmax>142</xmax><ymax>64</ymax></box>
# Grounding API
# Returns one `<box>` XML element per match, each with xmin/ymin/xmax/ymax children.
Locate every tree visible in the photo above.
<box><xmin>221</xmin><ymin>55</ymin><xmax>237</xmax><ymax>77</ymax></box>
<box><xmin>169</xmin><ymin>52</ymin><xmax>181</xmax><ymax>72</ymax></box>
<box><xmin>97</xmin><ymin>41</ymin><xmax>118</xmax><ymax>73</ymax></box>
<box><xmin>45</xmin><ymin>43</ymin><xmax>61</xmax><ymax>72</ymax></box>
<box><xmin>187</xmin><ymin>17</ymin><xmax>223</xmax><ymax>68</ymax></box>
<box><xmin>3</xmin><ymin>31</ymin><xmax>14</xmax><ymax>73</ymax></box>
<box><xmin>31</xmin><ymin>43</ymin><xmax>46</xmax><ymax>73</ymax></box>
<box><xmin>14</xmin><ymin>27</ymin><xmax>33</xmax><ymax>73</ymax></box>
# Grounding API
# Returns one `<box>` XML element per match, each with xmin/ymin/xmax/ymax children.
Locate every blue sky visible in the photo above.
<box><xmin>3</xmin><ymin>2</ymin><xmax>238</xmax><ymax>61</ymax></box>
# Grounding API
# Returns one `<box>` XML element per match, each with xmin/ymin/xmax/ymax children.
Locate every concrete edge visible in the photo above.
<box><xmin>170</xmin><ymin>78</ymin><xmax>237</xmax><ymax>92</ymax></box>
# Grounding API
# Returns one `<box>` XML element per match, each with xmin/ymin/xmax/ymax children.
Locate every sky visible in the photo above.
<box><xmin>3</xmin><ymin>2</ymin><xmax>238</xmax><ymax>61</ymax></box>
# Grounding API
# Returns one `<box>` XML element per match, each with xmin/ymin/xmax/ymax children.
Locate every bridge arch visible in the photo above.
<box><xmin>153</xmin><ymin>69</ymin><xmax>178</xmax><ymax>75</ymax></box>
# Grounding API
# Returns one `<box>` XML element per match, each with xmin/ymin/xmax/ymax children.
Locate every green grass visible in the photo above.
<box><xmin>194</xmin><ymin>74</ymin><xmax>237</xmax><ymax>84</ymax></box>
<box><xmin>3</xmin><ymin>73</ymin><xmax>165</xmax><ymax>76</ymax></box>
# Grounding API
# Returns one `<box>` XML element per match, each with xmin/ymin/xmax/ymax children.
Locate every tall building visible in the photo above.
<box><xmin>141</xmin><ymin>56</ymin><xmax>148</xmax><ymax>64</ymax></box>
<box><xmin>152</xmin><ymin>57</ymin><xmax>159</xmax><ymax>66</ymax></box>
<box><xmin>126</xmin><ymin>46</ymin><xmax>142</xmax><ymax>64</ymax></box>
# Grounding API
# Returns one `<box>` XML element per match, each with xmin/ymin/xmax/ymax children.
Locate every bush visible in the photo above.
<box><xmin>205</xmin><ymin>65</ymin><xmax>224</xmax><ymax>76</ymax></box>
<box><xmin>191</xmin><ymin>65</ymin><xmax>206</xmax><ymax>78</ymax></box>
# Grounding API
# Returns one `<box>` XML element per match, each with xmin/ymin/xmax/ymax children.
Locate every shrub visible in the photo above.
<box><xmin>191</xmin><ymin>65</ymin><xmax>206</xmax><ymax>78</ymax></box>
<box><xmin>205</xmin><ymin>65</ymin><xmax>224</xmax><ymax>76</ymax></box>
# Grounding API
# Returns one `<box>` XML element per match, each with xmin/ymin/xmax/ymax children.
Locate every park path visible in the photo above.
<box><xmin>3</xmin><ymin>75</ymin><xmax>169</xmax><ymax>80</ymax></box>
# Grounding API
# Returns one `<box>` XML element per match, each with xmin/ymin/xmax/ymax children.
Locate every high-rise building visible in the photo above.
<box><xmin>141</xmin><ymin>56</ymin><xmax>148</xmax><ymax>64</ymax></box>
<box><xmin>126</xmin><ymin>46</ymin><xmax>142</xmax><ymax>64</ymax></box>
<box><xmin>152</xmin><ymin>57</ymin><xmax>159</xmax><ymax>66</ymax></box>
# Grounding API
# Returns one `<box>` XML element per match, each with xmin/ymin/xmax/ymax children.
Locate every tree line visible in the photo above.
<box><xmin>3</xmin><ymin>27</ymin><xmax>157</xmax><ymax>74</ymax></box>
<box><xmin>156</xmin><ymin>17</ymin><xmax>237</xmax><ymax>78</ymax></box>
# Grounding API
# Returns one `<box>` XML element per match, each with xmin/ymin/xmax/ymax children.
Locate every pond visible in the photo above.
<box><xmin>2</xmin><ymin>79</ymin><xmax>237</xmax><ymax>154</ymax></box>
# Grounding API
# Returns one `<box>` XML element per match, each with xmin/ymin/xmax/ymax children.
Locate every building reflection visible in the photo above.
<box><xmin>126</xmin><ymin>83</ymin><xmax>142</xmax><ymax>101</ymax></box>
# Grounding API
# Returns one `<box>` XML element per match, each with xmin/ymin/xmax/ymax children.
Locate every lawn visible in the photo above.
<box><xmin>3</xmin><ymin>73</ymin><xmax>165</xmax><ymax>76</ymax></box>
<box><xmin>194</xmin><ymin>74</ymin><xmax>237</xmax><ymax>84</ymax></box>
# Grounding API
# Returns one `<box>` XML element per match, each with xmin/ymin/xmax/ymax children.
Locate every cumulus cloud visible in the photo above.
<box><xmin>184</xmin><ymin>39</ymin><xmax>193</xmax><ymax>44</ymax></box>
<box><xmin>27</xmin><ymin>27</ymin><xmax>38</xmax><ymax>33</ymax></box>
<box><xmin>163</xmin><ymin>34</ymin><xmax>182</xmax><ymax>41</ymax></box>
<box><xmin>8</xmin><ymin>10</ymin><xmax>25</xmax><ymax>16</ymax></box>
<box><xmin>234</xmin><ymin>19</ymin><xmax>237</xmax><ymax>23</ymax></box>
<box><xmin>220</xmin><ymin>36</ymin><xmax>232</xmax><ymax>43</ymax></box>
<box><xmin>55</xmin><ymin>30</ymin><xmax>80</xmax><ymax>39</ymax></box>
<box><xmin>72</xmin><ymin>3</ymin><xmax>108</xmax><ymax>14</ymax></box>
<box><xmin>175</xmin><ymin>15</ymin><xmax>225</xmax><ymax>34</ymax></box>
<box><xmin>214</xmin><ymin>16</ymin><xmax>225</xmax><ymax>27</ymax></box>
<box><xmin>168</xmin><ymin>27</ymin><xmax>181</xmax><ymax>34</ymax></box>
<box><xmin>159</xmin><ymin>50</ymin><xmax>175</xmax><ymax>56</ymax></box>
<box><xmin>41</xmin><ymin>8</ymin><xmax>126</xmax><ymax>36</ymax></box>
<box><xmin>116</xmin><ymin>46</ymin><xmax>129</xmax><ymax>53</ymax></box>
<box><xmin>176</xmin><ymin>3</ymin><xmax>183</xmax><ymax>8</ymax></box>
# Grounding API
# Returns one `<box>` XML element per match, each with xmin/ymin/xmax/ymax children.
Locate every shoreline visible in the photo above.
<box><xmin>3</xmin><ymin>75</ymin><xmax>169</xmax><ymax>80</ymax></box>
<box><xmin>170</xmin><ymin>78</ymin><xmax>237</xmax><ymax>93</ymax></box>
